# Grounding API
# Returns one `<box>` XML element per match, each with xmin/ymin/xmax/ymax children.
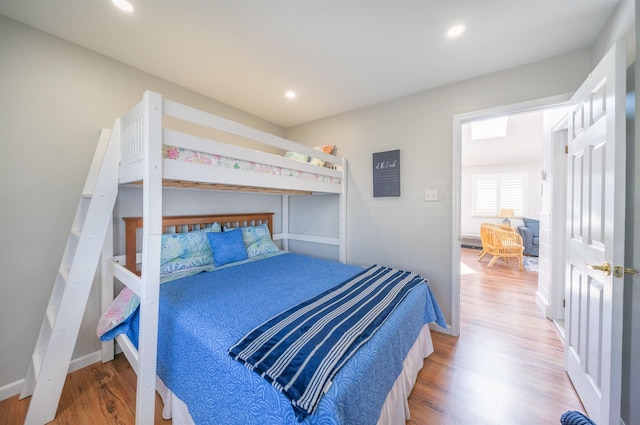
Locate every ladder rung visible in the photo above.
<box><xmin>73</xmin><ymin>197</ymin><xmax>92</xmax><ymax>233</ymax></box>
<box><xmin>46</xmin><ymin>308</ymin><xmax>58</xmax><ymax>329</ymax></box>
<box><xmin>70</xmin><ymin>229</ymin><xmax>82</xmax><ymax>239</ymax></box>
<box><xmin>59</xmin><ymin>268</ymin><xmax>70</xmax><ymax>283</ymax></box>
<box><xmin>32</xmin><ymin>351</ymin><xmax>45</xmax><ymax>380</ymax></box>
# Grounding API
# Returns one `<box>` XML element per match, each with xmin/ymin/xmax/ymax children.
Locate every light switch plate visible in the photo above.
<box><xmin>424</xmin><ymin>188</ymin><xmax>438</xmax><ymax>201</ymax></box>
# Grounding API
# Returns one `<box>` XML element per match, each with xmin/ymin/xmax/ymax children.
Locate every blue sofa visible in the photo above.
<box><xmin>517</xmin><ymin>218</ymin><xmax>539</xmax><ymax>257</ymax></box>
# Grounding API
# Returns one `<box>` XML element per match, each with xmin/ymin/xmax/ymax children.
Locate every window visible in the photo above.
<box><xmin>472</xmin><ymin>172</ymin><xmax>527</xmax><ymax>217</ymax></box>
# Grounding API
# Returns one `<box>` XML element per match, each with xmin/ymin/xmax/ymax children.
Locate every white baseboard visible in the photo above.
<box><xmin>0</xmin><ymin>350</ymin><xmax>102</xmax><ymax>402</ymax></box>
<box><xmin>429</xmin><ymin>322</ymin><xmax>453</xmax><ymax>336</ymax></box>
<box><xmin>535</xmin><ymin>290</ymin><xmax>550</xmax><ymax>317</ymax></box>
<box><xmin>0</xmin><ymin>379</ymin><xmax>23</xmax><ymax>402</ymax></box>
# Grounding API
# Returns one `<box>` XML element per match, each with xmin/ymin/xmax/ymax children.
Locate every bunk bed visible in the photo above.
<box><xmin>100</xmin><ymin>91</ymin><xmax>445</xmax><ymax>425</ymax></box>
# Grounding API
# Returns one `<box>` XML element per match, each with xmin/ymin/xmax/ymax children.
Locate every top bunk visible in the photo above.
<box><xmin>115</xmin><ymin>91</ymin><xmax>345</xmax><ymax>195</ymax></box>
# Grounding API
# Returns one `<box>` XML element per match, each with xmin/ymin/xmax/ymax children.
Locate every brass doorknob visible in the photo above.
<box><xmin>588</xmin><ymin>262</ymin><xmax>611</xmax><ymax>276</ymax></box>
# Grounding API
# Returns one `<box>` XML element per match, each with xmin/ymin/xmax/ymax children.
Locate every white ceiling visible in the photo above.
<box><xmin>0</xmin><ymin>0</ymin><xmax>621</xmax><ymax>127</ymax></box>
<box><xmin>461</xmin><ymin>110</ymin><xmax>544</xmax><ymax>167</ymax></box>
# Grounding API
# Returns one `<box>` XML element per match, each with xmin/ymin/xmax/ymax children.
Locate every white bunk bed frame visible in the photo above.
<box><xmin>108</xmin><ymin>90</ymin><xmax>347</xmax><ymax>424</ymax></box>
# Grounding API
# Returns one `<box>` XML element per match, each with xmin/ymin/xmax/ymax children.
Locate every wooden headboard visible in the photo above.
<box><xmin>122</xmin><ymin>212</ymin><xmax>274</xmax><ymax>273</ymax></box>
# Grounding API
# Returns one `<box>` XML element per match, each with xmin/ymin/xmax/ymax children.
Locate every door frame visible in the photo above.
<box><xmin>451</xmin><ymin>94</ymin><xmax>571</xmax><ymax>336</ymax></box>
<box><xmin>548</xmin><ymin>115</ymin><xmax>569</xmax><ymax>325</ymax></box>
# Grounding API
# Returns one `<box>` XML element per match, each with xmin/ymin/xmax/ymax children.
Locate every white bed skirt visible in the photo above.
<box><xmin>155</xmin><ymin>325</ymin><xmax>434</xmax><ymax>425</ymax></box>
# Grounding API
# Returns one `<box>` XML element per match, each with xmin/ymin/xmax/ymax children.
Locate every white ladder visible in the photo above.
<box><xmin>20</xmin><ymin>128</ymin><xmax>120</xmax><ymax>425</ymax></box>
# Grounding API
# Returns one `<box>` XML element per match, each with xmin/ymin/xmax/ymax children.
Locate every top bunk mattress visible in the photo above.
<box><xmin>162</xmin><ymin>144</ymin><xmax>341</xmax><ymax>186</ymax></box>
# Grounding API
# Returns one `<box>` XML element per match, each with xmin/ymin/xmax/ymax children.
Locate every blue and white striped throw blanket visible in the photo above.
<box><xmin>229</xmin><ymin>264</ymin><xmax>427</xmax><ymax>421</ymax></box>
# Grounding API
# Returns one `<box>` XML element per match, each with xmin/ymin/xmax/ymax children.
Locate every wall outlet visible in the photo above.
<box><xmin>424</xmin><ymin>188</ymin><xmax>438</xmax><ymax>201</ymax></box>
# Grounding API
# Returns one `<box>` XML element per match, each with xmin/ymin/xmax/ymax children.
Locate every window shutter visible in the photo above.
<box><xmin>499</xmin><ymin>176</ymin><xmax>525</xmax><ymax>217</ymax></box>
<box><xmin>473</xmin><ymin>175</ymin><xmax>497</xmax><ymax>216</ymax></box>
<box><xmin>472</xmin><ymin>172</ymin><xmax>527</xmax><ymax>217</ymax></box>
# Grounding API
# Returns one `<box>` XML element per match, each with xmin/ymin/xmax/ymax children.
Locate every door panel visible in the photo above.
<box><xmin>570</xmin><ymin>153</ymin><xmax>583</xmax><ymax>241</ymax></box>
<box><xmin>565</xmin><ymin>42</ymin><xmax>625</xmax><ymax>425</ymax></box>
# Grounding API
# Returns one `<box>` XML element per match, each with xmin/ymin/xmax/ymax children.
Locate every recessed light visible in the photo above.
<box><xmin>113</xmin><ymin>0</ymin><xmax>134</xmax><ymax>13</ymax></box>
<box><xmin>285</xmin><ymin>90</ymin><xmax>297</xmax><ymax>99</ymax></box>
<box><xmin>447</xmin><ymin>24</ymin><xmax>465</xmax><ymax>38</ymax></box>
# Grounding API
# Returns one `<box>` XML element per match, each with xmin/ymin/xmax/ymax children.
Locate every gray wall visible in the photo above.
<box><xmin>622</xmin><ymin>59</ymin><xmax>638</xmax><ymax>425</ymax></box>
<box><xmin>285</xmin><ymin>50</ymin><xmax>592</xmax><ymax>326</ymax></box>
<box><xmin>0</xmin><ymin>15</ymin><xmax>285</xmax><ymax>393</ymax></box>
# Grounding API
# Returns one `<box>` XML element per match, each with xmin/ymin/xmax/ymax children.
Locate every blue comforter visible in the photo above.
<box><xmin>106</xmin><ymin>253</ymin><xmax>446</xmax><ymax>424</ymax></box>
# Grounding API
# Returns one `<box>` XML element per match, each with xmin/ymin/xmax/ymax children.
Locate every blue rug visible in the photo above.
<box><xmin>560</xmin><ymin>410</ymin><xmax>596</xmax><ymax>425</ymax></box>
<box><xmin>522</xmin><ymin>256</ymin><xmax>538</xmax><ymax>272</ymax></box>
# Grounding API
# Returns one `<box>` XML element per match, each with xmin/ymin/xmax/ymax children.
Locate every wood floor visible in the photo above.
<box><xmin>407</xmin><ymin>248</ymin><xmax>583</xmax><ymax>424</ymax></box>
<box><xmin>0</xmin><ymin>248</ymin><xmax>583</xmax><ymax>424</ymax></box>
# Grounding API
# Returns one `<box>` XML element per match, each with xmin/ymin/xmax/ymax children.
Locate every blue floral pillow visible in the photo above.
<box><xmin>225</xmin><ymin>223</ymin><xmax>279</xmax><ymax>258</ymax></box>
<box><xmin>285</xmin><ymin>151</ymin><xmax>310</xmax><ymax>163</ymax></box>
<box><xmin>206</xmin><ymin>229</ymin><xmax>249</xmax><ymax>267</ymax></box>
<box><xmin>160</xmin><ymin>224</ymin><xmax>221</xmax><ymax>275</ymax></box>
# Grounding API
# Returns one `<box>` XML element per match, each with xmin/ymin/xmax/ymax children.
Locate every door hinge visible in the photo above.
<box><xmin>565</xmin><ymin>145</ymin><xmax>568</xmax><ymax>154</ymax></box>
<box><xmin>563</xmin><ymin>299</ymin><xmax>565</xmax><ymax>308</ymax></box>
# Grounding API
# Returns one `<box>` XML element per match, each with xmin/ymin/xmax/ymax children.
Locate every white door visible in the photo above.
<box><xmin>565</xmin><ymin>42</ymin><xmax>626</xmax><ymax>425</ymax></box>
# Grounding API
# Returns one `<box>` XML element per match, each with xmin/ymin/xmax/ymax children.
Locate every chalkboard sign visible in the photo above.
<box><xmin>373</xmin><ymin>149</ymin><xmax>400</xmax><ymax>197</ymax></box>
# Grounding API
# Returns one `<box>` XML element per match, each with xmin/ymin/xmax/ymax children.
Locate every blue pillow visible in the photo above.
<box><xmin>206</xmin><ymin>229</ymin><xmax>249</xmax><ymax>267</ymax></box>
<box><xmin>522</xmin><ymin>218</ymin><xmax>540</xmax><ymax>237</ymax></box>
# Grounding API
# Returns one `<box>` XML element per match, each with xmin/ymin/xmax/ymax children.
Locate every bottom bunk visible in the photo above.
<box><xmin>153</xmin><ymin>324</ymin><xmax>434</xmax><ymax>425</ymax></box>
<box><xmin>100</xmin><ymin>213</ymin><xmax>445</xmax><ymax>424</ymax></box>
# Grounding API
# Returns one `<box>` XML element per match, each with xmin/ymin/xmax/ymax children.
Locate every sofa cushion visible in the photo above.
<box><xmin>522</xmin><ymin>218</ymin><xmax>540</xmax><ymax>237</ymax></box>
<box><xmin>533</xmin><ymin>236</ymin><xmax>540</xmax><ymax>246</ymax></box>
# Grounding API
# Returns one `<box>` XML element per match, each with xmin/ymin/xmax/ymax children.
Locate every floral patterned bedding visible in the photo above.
<box><xmin>162</xmin><ymin>146</ymin><xmax>340</xmax><ymax>185</ymax></box>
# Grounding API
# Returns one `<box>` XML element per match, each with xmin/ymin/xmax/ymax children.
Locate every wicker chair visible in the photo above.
<box><xmin>478</xmin><ymin>223</ymin><xmax>515</xmax><ymax>259</ymax></box>
<box><xmin>478</xmin><ymin>223</ymin><xmax>524</xmax><ymax>270</ymax></box>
